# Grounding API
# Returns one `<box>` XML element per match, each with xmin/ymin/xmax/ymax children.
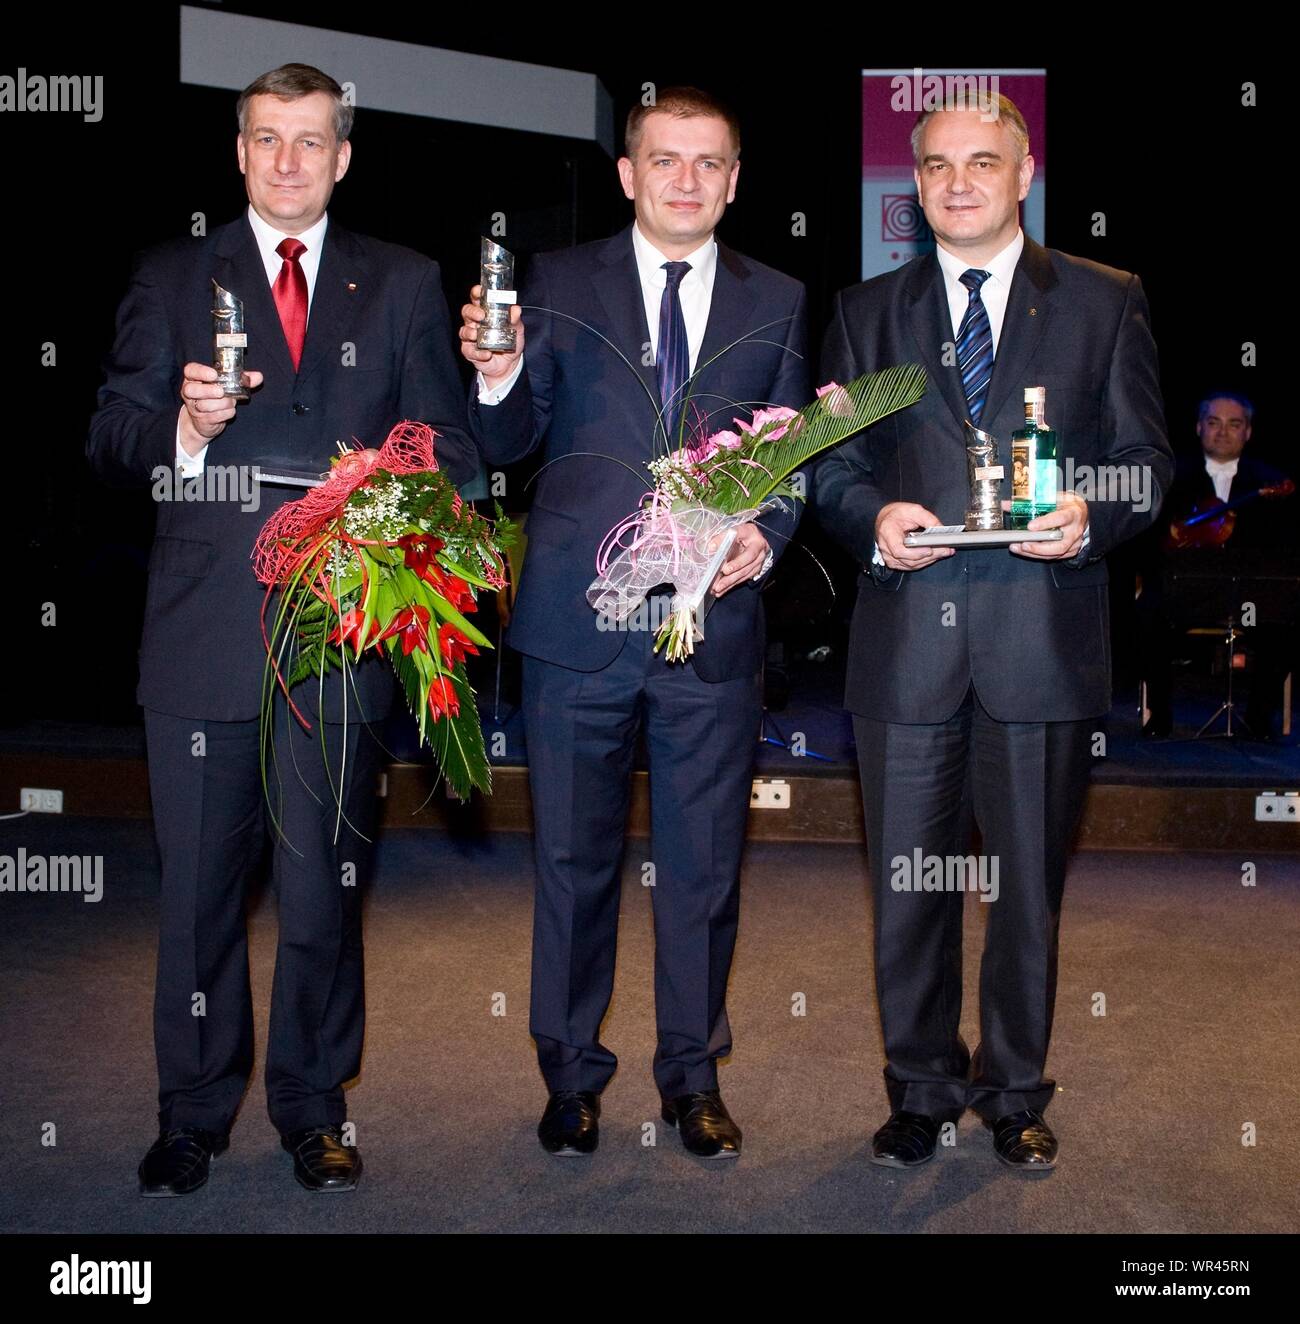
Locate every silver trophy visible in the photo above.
<box><xmin>476</xmin><ymin>238</ymin><xmax>517</xmax><ymax>352</ymax></box>
<box><xmin>211</xmin><ymin>279</ymin><xmax>249</xmax><ymax>400</ymax></box>
<box><xmin>963</xmin><ymin>419</ymin><xmax>1004</xmax><ymax>531</ymax></box>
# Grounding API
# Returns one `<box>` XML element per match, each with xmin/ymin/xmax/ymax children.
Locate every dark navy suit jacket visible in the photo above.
<box><xmin>469</xmin><ymin>225</ymin><xmax>809</xmax><ymax>684</ymax></box>
<box><xmin>815</xmin><ymin>236</ymin><xmax>1174</xmax><ymax>723</ymax></box>
<box><xmin>88</xmin><ymin>213</ymin><xmax>479</xmax><ymax>722</ymax></box>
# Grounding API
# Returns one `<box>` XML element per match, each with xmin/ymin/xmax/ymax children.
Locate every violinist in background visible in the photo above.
<box><xmin>1138</xmin><ymin>391</ymin><xmax>1296</xmax><ymax>738</ymax></box>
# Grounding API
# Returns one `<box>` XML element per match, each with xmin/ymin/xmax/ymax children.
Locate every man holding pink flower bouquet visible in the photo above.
<box><xmin>460</xmin><ymin>87</ymin><xmax>809</xmax><ymax>1161</ymax></box>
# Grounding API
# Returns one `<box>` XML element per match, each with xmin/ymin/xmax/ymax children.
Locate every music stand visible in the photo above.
<box><xmin>1164</xmin><ymin>549</ymin><xmax>1300</xmax><ymax>740</ymax></box>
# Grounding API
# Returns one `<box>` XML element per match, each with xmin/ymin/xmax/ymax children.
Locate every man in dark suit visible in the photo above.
<box><xmin>815</xmin><ymin>95</ymin><xmax>1172</xmax><ymax>1169</ymax></box>
<box><xmin>1139</xmin><ymin>392</ymin><xmax>1295</xmax><ymax>737</ymax></box>
<box><xmin>460</xmin><ymin>87</ymin><xmax>808</xmax><ymax>1159</ymax></box>
<box><xmin>88</xmin><ymin>64</ymin><xmax>478</xmax><ymax>1195</ymax></box>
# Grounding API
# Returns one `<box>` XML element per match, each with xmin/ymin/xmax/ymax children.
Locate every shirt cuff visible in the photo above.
<box><xmin>751</xmin><ymin>547</ymin><xmax>775</xmax><ymax>582</ymax></box>
<box><xmin>1068</xmin><ymin>523</ymin><xmax>1092</xmax><ymax>566</ymax></box>
<box><xmin>477</xmin><ymin>356</ymin><xmax>524</xmax><ymax>405</ymax></box>
<box><xmin>176</xmin><ymin>413</ymin><xmax>208</xmax><ymax>476</ymax></box>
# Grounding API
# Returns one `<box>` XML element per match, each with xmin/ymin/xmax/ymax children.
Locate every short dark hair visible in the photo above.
<box><xmin>237</xmin><ymin>63</ymin><xmax>352</xmax><ymax>144</ymax></box>
<box><xmin>1197</xmin><ymin>391</ymin><xmax>1254</xmax><ymax>424</ymax></box>
<box><xmin>624</xmin><ymin>86</ymin><xmax>740</xmax><ymax>160</ymax></box>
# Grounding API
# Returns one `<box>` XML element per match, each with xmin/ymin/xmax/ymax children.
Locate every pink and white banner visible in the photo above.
<box><xmin>861</xmin><ymin>68</ymin><xmax>1047</xmax><ymax>279</ymax></box>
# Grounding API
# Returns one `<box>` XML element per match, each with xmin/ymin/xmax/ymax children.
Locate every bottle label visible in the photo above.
<box><xmin>1011</xmin><ymin>441</ymin><xmax>1031</xmax><ymax>501</ymax></box>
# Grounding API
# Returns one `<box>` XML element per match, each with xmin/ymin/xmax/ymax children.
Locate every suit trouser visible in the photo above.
<box><xmin>854</xmin><ymin>685</ymin><xmax>1093</xmax><ymax>1122</ymax></box>
<box><xmin>521</xmin><ymin>622</ymin><xmax>762</xmax><ymax>1099</ymax></box>
<box><xmin>143</xmin><ymin>705</ymin><xmax>379</xmax><ymax>1135</ymax></box>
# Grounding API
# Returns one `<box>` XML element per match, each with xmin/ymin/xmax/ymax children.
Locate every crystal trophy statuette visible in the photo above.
<box><xmin>476</xmin><ymin>238</ymin><xmax>517</xmax><ymax>352</ymax></box>
<box><xmin>964</xmin><ymin>420</ymin><xmax>1005</xmax><ymax>531</ymax></box>
<box><xmin>211</xmin><ymin>279</ymin><xmax>248</xmax><ymax>401</ymax></box>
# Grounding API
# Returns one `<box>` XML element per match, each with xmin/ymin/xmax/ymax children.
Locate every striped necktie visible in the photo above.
<box><xmin>657</xmin><ymin>260</ymin><xmax>692</xmax><ymax>443</ymax></box>
<box><xmin>956</xmin><ymin>268</ymin><xmax>994</xmax><ymax>424</ymax></box>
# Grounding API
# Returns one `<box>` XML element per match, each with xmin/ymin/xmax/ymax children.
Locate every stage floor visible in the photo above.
<box><xmin>2</xmin><ymin>818</ymin><xmax>1296</xmax><ymax>1235</ymax></box>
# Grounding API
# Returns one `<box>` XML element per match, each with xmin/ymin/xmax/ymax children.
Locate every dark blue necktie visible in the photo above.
<box><xmin>657</xmin><ymin>260</ymin><xmax>692</xmax><ymax>443</ymax></box>
<box><xmin>956</xmin><ymin>268</ymin><xmax>994</xmax><ymax>424</ymax></box>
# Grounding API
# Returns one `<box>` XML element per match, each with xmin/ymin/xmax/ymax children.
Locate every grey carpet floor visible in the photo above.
<box><xmin>1</xmin><ymin>818</ymin><xmax>1297</xmax><ymax>1234</ymax></box>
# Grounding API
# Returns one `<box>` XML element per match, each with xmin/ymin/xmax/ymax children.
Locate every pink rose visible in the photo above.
<box><xmin>816</xmin><ymin>381</ymin><xmax>853</xmax><ymax>417</ymax></box>
<box><xmin>736</xmin><ymin>406</ymin><xmax>798</xmax><ymax>441</ymax></box>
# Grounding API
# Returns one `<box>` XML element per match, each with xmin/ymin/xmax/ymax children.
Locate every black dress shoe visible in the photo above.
<box><xmin>987</xmin><ymin>1109</ymin><xmax>1058</xmax><ymax>1170</ymax></box>
<box><xmin>138</xmin><ymin>1126</ymin><xmax>228</xmax><ymax>1196</ymax></box>
<box><xmin>871</xmin><ymin>1111</ymin><xmax>940</xmax><ymax>1168</ymax></box>
<box><xmin>661</xmin><ymin>1090</ymin><xmax>741</xmax><ymax>1159</ymax></box>
<box><xmin>281</xmin><ymin>1126</ymin><xmax>362</xmax><ymax>1191</ymax></box>
<box><xmin>537</xmin><ymin>1091</ymin><xmax>600</xmax><ymax>1156</ymax></box>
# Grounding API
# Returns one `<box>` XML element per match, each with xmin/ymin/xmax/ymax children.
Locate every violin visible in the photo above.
<box><xmin>1165</xmin><ymin>479</ymin><xmax>1295</xmax><ymax>551</ymax></box>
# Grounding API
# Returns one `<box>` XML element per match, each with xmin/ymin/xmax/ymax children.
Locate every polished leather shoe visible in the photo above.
<box><xmin>987</xmin><ymin>1109</ymin><xmax>1058</xmax><ymax>1170</ymax></box>
<box><xmin>870</xmin><ymin>1111</ymin><xmax>940</xmax><ymax>1168</ymax></box>
<box><xmin>281</xmin><ymin>1126</ymin><xmax>362</xmax><ymax>1191</ymax></box>
<box><xmin>661</xmin><ymin>1090</ymin><xmax>741</xmax><ymax>1159</ymax></box>
<box><xmin>537</xmin><ymin>1091</ymin><xmax>600</xmax><ymax>1156</ymax></box>
<box><xmin>138</xmin><ymin>1126</ymin><xmax>228</xmax><ymax>1196</ymax></box>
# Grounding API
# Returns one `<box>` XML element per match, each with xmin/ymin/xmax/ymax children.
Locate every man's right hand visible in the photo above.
<box><xmin>874</xmin><ymin>501</ymin><xmax>955</xmax><ymax>571</ymax></box>
<box><xmin>178</xmin><ymin>362</ymin><xmax>263</xmax><ymax>457</ymax></box>
<box><xmin>459</xmin><ymin>284</ymin><xmax>525</xmax><ymax>386</ymax></box>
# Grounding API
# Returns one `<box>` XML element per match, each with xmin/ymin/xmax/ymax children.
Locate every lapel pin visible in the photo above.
<box><xmin>347</xmin><ymin>282</ymin><xmax>357</xmax><ymax>292</ymax></box>
<box><xmin>1029</xmin><ymin>307</ymin><xmax>1037</xmax><ymax>316</ymax></box>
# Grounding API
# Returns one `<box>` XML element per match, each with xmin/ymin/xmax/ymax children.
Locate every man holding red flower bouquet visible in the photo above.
<box><xmin>88</xmin><ymin>64</ymin><xmax>479</xmax><ymax>1197</ymax></box>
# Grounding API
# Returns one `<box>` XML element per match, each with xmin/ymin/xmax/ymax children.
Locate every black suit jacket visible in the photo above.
<box><xmin>1164</xmin><ymin>452</ymin><xmax>1295</xmax><ymax>552</ymax></box>
<box><xmin>87</xmin><ymin>213</ymin><xmax>479</xmax><ymax>722</ymax></box>
<box><xmin>815</xmin><ymin>236</ymin><xmax>1173</xmax><ymax>723</ymax></box>
<box><xmin>468</xmin><ymin>225</ymin><xmax>809</xmax><ymax>684</ymax></box>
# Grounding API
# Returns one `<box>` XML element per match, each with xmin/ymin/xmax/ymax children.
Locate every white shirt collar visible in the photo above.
<box><xmin>935</xmin><ymin>227</ymin><xmax>1024</xmax><ymax>290</ymax></box>
<box><xmin>632</xmin><ymin>222</ymin><xmax>717</xmax><ymax>291</ymax></box>
<box><xmin>1204</xmin><ymin>456</ymin><xmax>1239</xmax><ymax>474</ymax></box>
<box><xmin>246</xmin><ymin>203</ymin><xmax>329</xmax><ymax>263</ymax></box>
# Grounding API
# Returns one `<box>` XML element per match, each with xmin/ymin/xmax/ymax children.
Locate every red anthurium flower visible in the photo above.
<box><xmin>427</xmin><ymin>675</ymin><xmax>461</xmax><ymax>722</ymax></box>
<box><xmin>438</xmin><ymin>622</ymin><xmax>480</xmax><ymax>667</ymax></box>
<box><xmin>379</xmin><ymin>603</ymin><xmax>432</xmax><ymax>656</ymax></box>
<box><xmin>328</xmin><ymin>607</ymin><xmax>381</xmax><ymax>652</ymax></box>
<box><xmin>397</xmin><ymin>532</ymin><xmax>445</xmax><ymax>579</ymax></box>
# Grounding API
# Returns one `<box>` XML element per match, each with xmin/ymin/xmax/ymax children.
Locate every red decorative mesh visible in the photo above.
<box><xmin>253</xmin><ymin>421</ymin><xmax>439</xmax><ymax>584</ymax></box>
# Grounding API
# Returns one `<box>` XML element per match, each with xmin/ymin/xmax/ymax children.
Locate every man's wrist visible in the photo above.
<box><xmin>176</xmin><ymin>409</ymin><xmax>208</xmax><ymax>474</ymax></box>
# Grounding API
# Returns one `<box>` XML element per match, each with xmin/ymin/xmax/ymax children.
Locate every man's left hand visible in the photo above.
<box><xmin>1006</xmin><ymin>491</ymin><xmax>1088</xmax><ymax>560</ymax></box>
<box><xmin>710</xmin><ymin>524</ymin><xmax>771</xmax><ymax>597</ymax></box>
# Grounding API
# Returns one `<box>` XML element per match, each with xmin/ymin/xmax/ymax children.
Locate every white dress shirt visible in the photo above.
<box><xmin>477</xmin><ymin>222</ymin><xmax>719</xmax><ymax>405</ymax></box>
<box><xmin>177</xmin><ymin>205</ymin><xmax>329</xmax><ymax>474</ymax></box>
<box><xmin>1204</xmin><ymin>456</ymin><xmax>1239</xmax><ymax>504</ymax></box>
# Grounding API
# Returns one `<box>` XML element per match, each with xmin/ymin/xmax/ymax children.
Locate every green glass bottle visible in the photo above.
<box><xmin>1009</xmin><ymin>386</ymin><xmax>1058</xmax><ymax>529</ymax></box>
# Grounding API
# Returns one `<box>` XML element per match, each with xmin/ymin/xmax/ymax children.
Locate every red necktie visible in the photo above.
<box><xmin>273</xmin><ymin>237</ymin><xmax>308</xmax><ymax>372</ymax></box>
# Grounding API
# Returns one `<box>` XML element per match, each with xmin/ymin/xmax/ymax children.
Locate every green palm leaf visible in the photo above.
<box><xmin>707</xmin><ymin>363</ymin><xmax>928</xmax><ymax>514</ymax></box>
